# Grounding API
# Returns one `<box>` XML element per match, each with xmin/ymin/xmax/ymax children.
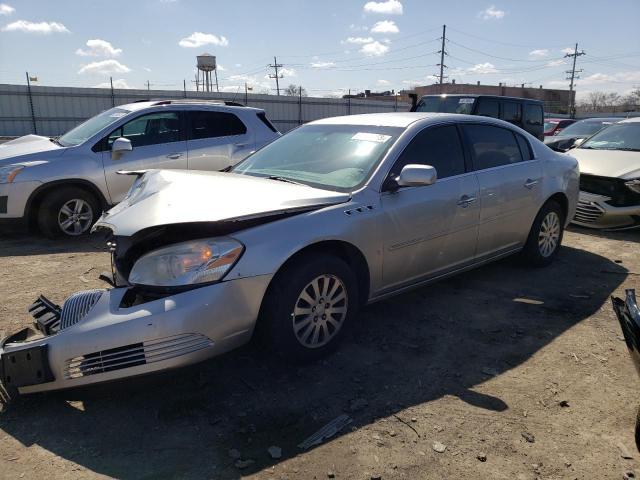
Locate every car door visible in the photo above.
<box><xmin>461</xmin><ymin>123</ymin><xmax>542</xmax><ymax>259</ymax></box>
<box><xmin>379</xmin><ymin>124</ymin><xmax>480</xmax><ymax>291</ymax></box>
<box><xmin>100</xmin><ymin>110</ymin><xmax>188</xmax><ymax>204</ymax></box>
<box><xmin>186</xmin><ymin>110</ymin><xmax>254</xmax><ymax>171</ymax></box>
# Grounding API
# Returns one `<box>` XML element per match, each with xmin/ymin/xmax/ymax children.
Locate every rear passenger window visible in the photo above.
<box><xmin>515</xmin><ymin>133</ymin><xmax>533</xmax><ymax>160</ymax></box>
<box><xmin>476</xmin><ymin>99</ymin><xmax>499</xmax><ymax>119</ymax></box>
<box><xmin>257</xmin><ymin>112</ymin><xmax>278</xmax><ymax>133</ymax></box>
<box><xmin>189</xmin><ymin>111</ymin><xmax>247</xmax><ymax>140</ymax></box>
<box><xmin>501</xmin><ymin>103</ymin><xmax>522</xmax><ymax>123</ymax></box>
<box><xmin>392</xmin><ymin>125</ymin><xmax>466</xmax><ymax>180</ymax></box>
<box><xmin>524</xmin><ymin>105</ymin><xmax>543</xmax><ymax>126</ymax></box>
<box><xmin>463</xmin><ymin>124</ymin><xmax>523</xmax><ymax>170</ymax></box>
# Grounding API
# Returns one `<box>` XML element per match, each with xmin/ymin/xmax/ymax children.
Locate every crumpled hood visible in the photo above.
<box><xmin>94</xmin><ymin>169</ymin><xmax>351</xmax><ymax>236</ymax></box>
<box><xmin>0</xmin><ymin>134</ymin><xmax>65</xmax><ymax>164</ymax></box>
<box><xmin>570</xmin><ymin>148</ymin><xmax>640</xmax><ymax>179</ymax></box>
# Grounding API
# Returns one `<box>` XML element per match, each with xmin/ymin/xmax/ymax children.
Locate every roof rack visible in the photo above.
<box><xmin>133</xmin><ymin>99</ymin><xmax>247</xmax><ymax>107</ymax></box>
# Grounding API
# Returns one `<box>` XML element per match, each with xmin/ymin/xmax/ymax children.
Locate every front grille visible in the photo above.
<box><xmin>575</xmin><ymin>198</ymin><xmax>605</xmax><ymax>224</ymax></box>
<box><xmin>64</xmin><ymin>333</ymin><xmax>213</xmax><ymax>379</ymax></box>
<box><xmin>580</xmin><ymin>174</ymin><xmax>640</xmax><ymax>207</ymax></box>
<box><xmin>59</xmin><ymin>290</ymin><xmax>104</xmax><ymax>331</ymax></box>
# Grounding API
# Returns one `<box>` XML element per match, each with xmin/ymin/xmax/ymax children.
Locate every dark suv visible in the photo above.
<box><xmin>410</xmin><ymin>94</ymin><xmax>545</xmax><ymax>140</ymax></box>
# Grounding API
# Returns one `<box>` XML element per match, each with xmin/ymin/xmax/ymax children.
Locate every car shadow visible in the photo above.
<box><xmin>568</xmin><ymin>223</ymin><xmax>640</xmax><ymax>244</ymax></box>
<box><xmin>0</xmin><ymin>231</ymin><xmax>109</xmax><ymax>257</ymax></box>
<box><xmin>0</xmin><ymin>245</ymin><xmax>628</xmax><ymax>479</ymax></box>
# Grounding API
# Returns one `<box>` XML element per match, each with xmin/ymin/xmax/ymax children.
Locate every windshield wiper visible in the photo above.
<box><xmin>265</xmin><ymin>175</ymin><xmax>305</xmax><ymax>186</ymax></box>
<box><xmin>615</xmin><ymin>147</ymin><xmax>640</xmax><ymax>152</ymax></box>
<box><xmin>49</xmin><ymin>137</ymin><xmax>63</xmax><ymax>146</ymax></box>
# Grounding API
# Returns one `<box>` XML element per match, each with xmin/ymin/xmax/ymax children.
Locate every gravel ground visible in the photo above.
<box><xmin>0</xmin><ymin>227</ymin><xmax>638</xmax><ymax>479</ymax></box>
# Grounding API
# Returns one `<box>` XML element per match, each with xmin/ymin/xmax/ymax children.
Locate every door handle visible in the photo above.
<box><xmin>457</xmin><ymin>195</ymin><xmax>476</xmax><ymax>207</ymax></box>
<box><xmin>524</xmin><ymin>178</ymin><xmax>539</xmax><ymax>189</ymax></box>
<box><xmin>166</xmin><ymin>153</ymin><xmax>183</xmax><ymax>159</ymax></box>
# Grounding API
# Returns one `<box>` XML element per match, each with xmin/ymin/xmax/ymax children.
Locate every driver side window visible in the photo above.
<box><xmin>106</xmin><ymin>112</ymin><xmax>181</xmax><ymax>149</ymax></box>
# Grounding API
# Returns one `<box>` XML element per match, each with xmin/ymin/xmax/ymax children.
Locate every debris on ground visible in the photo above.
<box><xmin>623</xmin><ymin>471</ymin><xmax>636</xmax><ymax>480</ymax></box>
<box><xmin>477</xmin><ymin>453</ymin><xmax>487</xmax><ymax>462</ymax></box>
<box><xmin>267</xmin><ymin>445</ymin><xmax>282</xmax><ymax>459</ymax></box>
<box><xmin>521</xmin><ymin>432</ymin><xmax>535</xmax><ymax>443</ymax></box>
<box><xmin>618</xmin><ymin>442</ymin><xmax>634</xmax><ymax>460</ymax></box>
<box><xmin>432</xmin><ymin>441</ymin><xmax>447</xmax><ymax>453</ymax></box>
<box><xmin>298</xmin><ymin>414</ymin><xmax>353</xmax><ymax>450</ymax></box>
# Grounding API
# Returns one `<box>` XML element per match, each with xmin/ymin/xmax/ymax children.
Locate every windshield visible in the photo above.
<box><xmin>580</xmin><ymin>123</ymin><xmax>640</xmax><ymax>151</ymax></box>
<box><xmin>544</xmin><ymin>121</ymin><xmax>558</xmax><ymax>133</ymax></box>
<box><xmin>414</xmin><ymin>96</ymin><xmax>476</xmax><ymax>114</ymax></box>
<box><xmin>58</xmin><ymin>108</ymin><xmax>129</xmax><ymax>147</ymax></box>
<box><xmin>560</xmin><ymin>119</ymin><xmax>615</xmax><ymax>137</ymax></box>
<box><xmin>232</xmin><ymin>124</ymin><xmax>404</xmax><ymax>191</ymax></box>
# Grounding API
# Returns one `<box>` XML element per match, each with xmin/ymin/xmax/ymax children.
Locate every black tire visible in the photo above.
<box><xmin>37</xmin><ymin>186</ymin><xmax>100</xmax><ymax>238</ymax></box>
<box><xmin>521</xmin><ymin>200</ymin><xmax>565</xmax><ymax>267</ymax></box>
<box><xmin>259</xmin><ymin>253</ymin><xmax>359</xmax><ymax>362</ymax></box>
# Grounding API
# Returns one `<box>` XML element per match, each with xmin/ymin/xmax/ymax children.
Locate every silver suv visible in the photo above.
<box><xmin>0</xmin><ymin>100</ymin><xmax>280</xmax><ymax>237</ymax></box>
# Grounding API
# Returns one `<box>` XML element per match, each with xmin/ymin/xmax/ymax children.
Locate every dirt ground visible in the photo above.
<box><xmin>0</xmin><ymin>227</ymin><xmax>638</xmax><ymax>480</ymax></box>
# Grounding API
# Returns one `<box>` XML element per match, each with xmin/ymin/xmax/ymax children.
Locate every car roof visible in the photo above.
<box><xmin>419</xmin><ymin>94</ymin><xmax>543</xmax><ymax>104</ymax></box>
<box><xmin>309</xmin><ymin>112</ymin><xmax>515</xmax><ymax>128</ymax></box>
<box><xmin>575</xmin><ymin>117</ymin><xmax>621</xmax><ymax>123</ymax></box>
<box><xmin>118</xmin><ymin>100</ymin><xmax>262</xmax><ymax>113</ymax></box>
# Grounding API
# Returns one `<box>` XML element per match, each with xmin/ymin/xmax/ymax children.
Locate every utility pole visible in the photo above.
<box><xmin>25</xmin><ymin>71</ymin><xmax>37</xmax><ymax>134</ymax></box>
<box><xmin>436</xmin><ymin>24</ymin><xmax>448</xmax><ymax>91</ymax></box>
<box><xmin>110</xmin><ymin>76</ymin><xmax>115</xmax><ymax>107</ymax></box>
<box><xmin>146</xmin><ymin>80</ymin><xmax>150</xmax><ymax>92</ymax></box>
<box><xmin>268</xmin><ymin>56</ymin><xmax>284</xmax><ymax>96</ymax></box>
<box><xmin>565</xmin><ymin>43</ymin><xmax>585</xmax><ymax>118</ymax></box>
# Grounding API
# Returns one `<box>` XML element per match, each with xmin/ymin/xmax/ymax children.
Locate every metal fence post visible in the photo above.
<box><xmin>298</xmin><ymin>87</ymin><xmax>302</xmax><ymax>125</ymax></box>
<box><xmin>347</xmin><ymin>89</ymin><xmax>351</xmax><ymax>115</ymax></box>
<box><xmin>25</xmin><ymin>72</ymin><xmax>37</xmax><ymax>134</ymax></box>
<box><xmin>110</xmin><ymin>77</ymin><xmax>115</xmax><ymax>107</ymax></box>
<box><xmin>183</xmin><ymin>79</ymin><xmax>187</xmax><ymax>98</ymax></box>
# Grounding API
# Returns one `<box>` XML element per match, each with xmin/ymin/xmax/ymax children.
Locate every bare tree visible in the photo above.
<box><xmin>284</xmin><ymin>84</ymin><xmax>308</xmax><ymax>96</ymax></box>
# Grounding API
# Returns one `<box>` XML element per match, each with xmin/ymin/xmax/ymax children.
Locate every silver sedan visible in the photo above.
<box><xmin>0</xmin><ymin>113</ymin><xmax>579</xmax><ymax>398</ymax></box>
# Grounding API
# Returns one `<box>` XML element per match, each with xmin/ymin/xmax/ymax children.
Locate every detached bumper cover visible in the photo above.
<box><xmin>0</xmin><ymin>273</ymin><xmax>272</xmax><ymax>395</ymax></box>
<box><xmin>612</xmin><ymin>289</ymin><xmax>640</xmax><ymax>377</ymax></box>
<box><xmin>573</xmin><ymin>191</ymin><xmax>640</xmax><ymax>229</ymax></box>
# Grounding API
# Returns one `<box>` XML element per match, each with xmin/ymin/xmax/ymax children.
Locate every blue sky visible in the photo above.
<box><xmin>0</xmin><ymin>0</ymin><xmax>639</xmax><ymax>100</ymax></box>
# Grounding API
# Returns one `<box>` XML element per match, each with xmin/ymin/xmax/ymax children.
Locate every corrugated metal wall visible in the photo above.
<box><xmin>0</xmin><ymin>84</ymin><xmax>409</xmax><ymax>137</ymax></box>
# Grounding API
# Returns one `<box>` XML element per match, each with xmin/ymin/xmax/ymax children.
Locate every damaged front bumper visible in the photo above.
<box><xmin>0</xmin><ymin>274</ymin><xmax>271</xmax><ymax>399</ymax></box>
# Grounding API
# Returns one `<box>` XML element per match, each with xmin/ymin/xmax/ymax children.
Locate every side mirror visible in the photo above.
<box><xmin>111</xmin><ymin>137</ymin><xmax>132</xmax><ymax>160</ymax></box>
<box><xmin>570</xmin><ymin>138</ymin><xmax>585</xmax><ymax>149</ymax></box>
<box><xmin>396</xmin><ymin>164</ymin><xmax>437</xmax><ymax>187</ymax></box>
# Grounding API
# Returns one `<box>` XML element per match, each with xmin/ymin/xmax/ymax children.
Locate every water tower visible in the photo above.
<box><xmin>196</xmin><ymin>53</ymin><xmax>218</xmax><ymax>92</ymax></box>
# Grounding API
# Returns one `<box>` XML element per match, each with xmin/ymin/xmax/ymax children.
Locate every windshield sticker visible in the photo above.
<box><xmin>351</xmin><ymin>132</ymin><xmax>392</xmax><ymax>143</ymax></box>
<box><xmin>458</xmin><ymin>98</ymin><xmax>475</xmax><ymax>104</ymax></box>
<box><xmin>109</xmin><ymin>112</ymin><xmax>127</xmax><ymax>118</ymax></box>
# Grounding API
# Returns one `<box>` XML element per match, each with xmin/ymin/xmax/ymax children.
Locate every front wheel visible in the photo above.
<box><xmin>37</xmin><ymin>187</ymin><xmax>100</xmax><ymax>238</ymax></box>
<box><xmin>521</xmin><ymin>200</ymin><xmax>565</xmax><ymax>267</ymax></box>
<box><xmin>259</xmin><ymin>253</ymin><xmax>359</xmax><ymax>362</ymax></box>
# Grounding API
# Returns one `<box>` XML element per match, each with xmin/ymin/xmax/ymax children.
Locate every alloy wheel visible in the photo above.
<box><xmin>538</xmin><ymin>211</ymin><xmax>560</xmax><ymax>257</ymax></box>
<box><xmin>292</xmin><ymin>274</ymin><xmax>348</xmax><ymax>348</ymax></box>
<box><xmin>58</xmin><ymin>199</ymin><xmax>93</xmax><ymax>236</ymax></box>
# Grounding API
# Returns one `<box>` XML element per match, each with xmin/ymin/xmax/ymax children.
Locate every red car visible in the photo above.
<box><xmin>544</xmin><ymin>118</ymin><xmax>576</xmax><ymax>136</ymax></box>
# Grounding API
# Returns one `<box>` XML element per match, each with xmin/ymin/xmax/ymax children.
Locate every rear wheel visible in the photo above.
<box><xmin>260</xmin><ymin>253</ymin><xmax>359</xmax><ymax>362</ymax></box>
<box><xmin>521</xmin><ymin>200</ymin><xmax>565</xmax><ymax>267</ymax></box>
<box><xmin>37</xmin><ymin>187</ymin><xmax>100</xmax><ymax>238</ymax></box>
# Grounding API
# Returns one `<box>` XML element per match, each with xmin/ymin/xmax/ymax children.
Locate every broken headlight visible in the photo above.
<box><xmin>128</xmin><ymin>237</ymin><xmax>244</xmax><ymax>287</ymax></box>
<box><xmin>625</xmin><ymin>179</ymin><xmax>640</xmax><ymax>195</ymax></box>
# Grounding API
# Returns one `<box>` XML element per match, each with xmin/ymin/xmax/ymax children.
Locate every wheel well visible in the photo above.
<box><xmin>271</xmin><ymin>240</ymin><xmax>371</xmax><ymax>307</ymax></box>
<box><xmin>26</xmin><ymin>180</ymin><xmax>108</xmax><ymax>229</ymax></box>
<box><xmin>546</xmin><ymin>192</ymin><xmax>568</xmax><ymax>220</ymax></box>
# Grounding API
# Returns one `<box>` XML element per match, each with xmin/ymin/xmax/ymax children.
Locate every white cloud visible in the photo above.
<box><xmin>360</xmin><ymin>40</ymin><xmax>389</xmax><ymax>57</ymax></box>
<box><xmin>0</xmin><ymin>3</ymin><xmax>15</xmax><ymax>15</ymax></box>
<box><xmin>76</xmin><ymin>39</ymin><xmax>122</xmax><ymax>57</ymax></box>
<box><xmin>561</xmin><ymin>47</ymin><xmax>575</xmax><ymax>55</ymax></box>
<box><xmin>178</xmin><ymin>31</ymin><xmax>228</xmax><ymax>48</ymax></box>
<box><xmin>371</xmin><ymin>20</ymin><xmax>399</xmax><ymax>34</ymax></box>
<box><xmin>217</xmin><ymin>64</ymin><xmax>226</xmax><ymax>71</ymax></box>
<box><xmin>377</xmin><ymin>79</ymin><xmax>391</xmax><ymax>86</ymax></box>
<box><xmin>311</xmin><ymin>61</ymin><xmax>335</xmax><ymax>68</ymax></box>
<box><xmin>78</xmin><ymin>59</ymin><xmax>131</xmax><ymax>75</ymax></box>
<box><xmin>344</xmin><ymin>36</ymin><xmax>374</xmax><ymax>44</ymax></box>
<box><xmin>546</xmin><ymin>59</ymin><xmax>565</xmax><ymax>67</ymax></box>
<box><xmin>363</xmin><ymin>0</ymin><xmax>403</xmax><ymax>15</ymax></box>
<box><xmin>143</xmin><ymin>67</ymin><xmax>152</xmax><ymax>72</ymax></box>
<box><xmin>95</xmin><ymin>78</ymin><xmax>131</xmax><ymax>89</ymax></box>
<box><xmin>467</xmin><ymin>62</ymin><xmax>498</xmax><ymax>74</ymax></box>
<box><xmin>479</xmin><ymin>5</ymin><xmax>505</xmax><ymax>20</ymax></box>
<box><xmin>528</xmin><ymin>49</ymin><xmax>548</xmax><ymax>58</ymax></box>
<box><xmin>2</xmin><ymin>20</ymin><xmax>69</xmax><ymax>33</ymax></box>
<box><xmin>278</xmin><ymin>67</ymin><xmax>296</xmax><ymax>77</ymax></box>
<box><xmin>580</xmin><ymin>71</ymin><xmax>640</xmax><ymax>86</ymax></box>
